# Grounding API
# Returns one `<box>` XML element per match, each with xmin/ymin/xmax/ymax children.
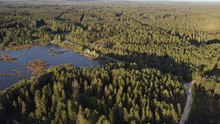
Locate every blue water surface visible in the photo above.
<box><xmin>0</xmin><ymin>45</ymin><xmax>99</xmax><ymax>90</ymax></box>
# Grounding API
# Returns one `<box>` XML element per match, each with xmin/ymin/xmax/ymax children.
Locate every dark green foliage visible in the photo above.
<box><xmin>0</xmin><ymin>2</ymin><xmax>220</xmax><ymax>124</ymax></box>
<box><xmin>187</xmin><ymin>77</ymin><xmax>220</xmax><ymax>124</ymax></box>
<box><xmin>0</xmin><ymin>63</ymin><xmax>185</xmax><ymax>123</ymax></box>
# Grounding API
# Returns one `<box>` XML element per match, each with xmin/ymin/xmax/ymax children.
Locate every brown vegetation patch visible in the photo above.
<box><xmin>0</xmin><ymin>53</ymin><xmax>17</xmax><ymax>62</ymax></box>
<box><xmin>27</xmin><ymin>59</ymin><xmax>48</xmax><ymax>75</ymax></box>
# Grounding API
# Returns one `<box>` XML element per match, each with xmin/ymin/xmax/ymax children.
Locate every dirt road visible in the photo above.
<box><xmin>179</xmin><ymin>81</ymin><xmax>195</xmax><ymax>124</ymax></box>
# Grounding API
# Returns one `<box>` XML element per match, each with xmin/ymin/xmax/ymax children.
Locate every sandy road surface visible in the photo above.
<box><xmin>179</xmin><ymin>81</ymin><xmax>196</xmax><ymax>124</ymax></box>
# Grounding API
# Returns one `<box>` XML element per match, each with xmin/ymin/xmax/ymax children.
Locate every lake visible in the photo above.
<box><xmin>0</xmin><ymin>45</ymin><xmax>99</xmax><ymax>90</ymax></box>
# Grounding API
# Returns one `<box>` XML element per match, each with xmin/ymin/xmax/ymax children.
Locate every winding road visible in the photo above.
<box><xmin>179</xmin><ymin>81</ymin><xmax>196</xmax><ymax>124</ymax></box>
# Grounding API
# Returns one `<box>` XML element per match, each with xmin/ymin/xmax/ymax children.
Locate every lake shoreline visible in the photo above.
<box><xmin>0</xmin><ymin>44</ymin><xmax>99</xmax><ymax>90</ymax></box>
<box><xmin>0</xmin><ymin>42</ymin><xmax>108</xmax><ymax>64</ymax></box>
<box><xmin>0</xmin><ymin>40</ymin><xmax>114</xmax><ymax>68</ymax></box>
<box><xmin>0</xmin><ymin>42</ymin><xmax>52</xmax><ymax>51</ymax></box>
<box><xmin>58</xmin><ymin>43</ymin><xmax>98</xmax><ymax>60</ymax></box>
<box><xmin>1</xmin><ymin>44</ymin><xmax>35</xmax><ymax>51</ymax></box>
<box><xmin>57</xmin><ymin>43</ymin><xmax>112</xmax><ymax>65</ymax></box>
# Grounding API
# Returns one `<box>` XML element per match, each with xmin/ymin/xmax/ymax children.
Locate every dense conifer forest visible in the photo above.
<box><xmin>0</xmin><ymin>64</ymin><xmax>186</xmax><ymax>123</ymax></box>
<box><xmin>0</xmin><ymin>2</ymin><xmax>220</xmax><ymax>124</ymax></box>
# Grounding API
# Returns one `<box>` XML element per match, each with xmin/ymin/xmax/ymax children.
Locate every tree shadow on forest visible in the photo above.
<box><xmin>54</xmin><ymin>11</ymin><xmax>69</xmax><ymax>20</ymax></box>
<box><xmin>106</xmin><ymin>52</ymin><xmax>193</xmax><ymax>82</ymax></box>
<box><xmin>189</xmin><ymin>39</ymin><xmax>220</xmax><ymax>47</ymax></box>
<box><xmin>203</xmin><ymin>66</ymin><xmax>220</xmax><ymax>78</ymax></box>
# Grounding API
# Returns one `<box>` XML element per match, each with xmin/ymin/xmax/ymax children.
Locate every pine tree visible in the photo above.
<box><xmin>21</xmin><ymin>101</ymin><xmax>26</xmax><ymax>114</ymax></box>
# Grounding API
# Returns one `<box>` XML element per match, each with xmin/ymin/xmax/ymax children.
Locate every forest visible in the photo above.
<box><xmin>0</xmin><ymin>63</ymin><xmax>186</xmax><ymax>123</ymax></box>
<box><xmin>0</xmin><ymin>1</ymin><xmax>220</xmax><ymax>124</ymax></box>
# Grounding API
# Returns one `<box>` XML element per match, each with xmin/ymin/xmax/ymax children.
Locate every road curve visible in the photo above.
<box><xmin>179</xmin><ymin>81</ymin><xmax>196</xmax><ymax>124</ymax></box>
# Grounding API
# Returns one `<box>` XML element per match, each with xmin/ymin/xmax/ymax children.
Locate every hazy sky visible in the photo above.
<box><xmin>118</xmin><ymin>0</ymin><xmax>220</xmax><ymax>1</ymax></box>
<box><xmin>104</xmin><ymin>0</ymin><xmax>220</xmax><ymax>2</ymax></box>
<box><xmin>1</xmin><ymin>0</ymin><xmax>220</xmax><ymax>1</ymax></box>
<box><xmin>139</xmin><ymin>0</ymin><xmax>220</xmax><ymax>2</ymax></box>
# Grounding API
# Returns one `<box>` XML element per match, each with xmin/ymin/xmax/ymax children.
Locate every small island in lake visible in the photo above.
<box><xmin>47</xmin><ymin>48</ymin><xmax>68</xmax><ymax>55</ymax></box>
<box><xmin>0</xmin><ymin>53</ymin><xmax>17</xmax><ymax>62</ymax></box>
<box><xmin>27</xmin><ymin>59</ymin><xmax>48</xmax><ymax>75</ymax></box>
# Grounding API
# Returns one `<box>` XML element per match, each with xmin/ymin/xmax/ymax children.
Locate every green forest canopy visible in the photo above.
<box><xmin>0</xmin><ymin>2</ymin><xmax>219</xmax><ymax>124</ymax></box>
